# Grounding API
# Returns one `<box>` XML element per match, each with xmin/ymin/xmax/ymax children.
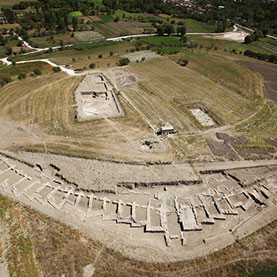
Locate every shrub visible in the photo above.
<box><xmin>178</xmin><ymin>58</ymin><xmax>188</xmax><ymax>66</ymax></box>
<box><xmin>52</xmin><ymin>66</ymin><xmax>61</xmax><ymax>73</ymax></box>
<box><xmin>98</xmin><ymin>54</ymin><xmax>102</xmax><ymax>58</ymax></box>
<box><xmin>3</xmin><ymin>77</ymin><xmax>12</xmax><ymax>83</ymax></box>
<box><xmin>109</xmin><ymin>51</ymin><xmax>113</xmax><ymax>56</ymax></box>
<box><xmin>118</xmin><ymin>57</ymin><xmax>130</xmax><ymax>66</ymax></box>
<box><xmin>89</xmin><ymin>63</ymin><xmax>95</xmax><ymax>69</ymax></box>
<box><xmin>18</xmin><ymin>72</ymin><xmax>26</xmax><ymax>80</ymax></box>
<box><xmin>33</xmin><ymin>69</ymin><xmax>42</xmax><ymax>76</ymax></box>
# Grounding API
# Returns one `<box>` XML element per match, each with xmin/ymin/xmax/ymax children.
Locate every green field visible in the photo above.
<box><xmin>98</xmin><ymin>14</ymin><xmax>114</xmax><ymax>22</ymax></box>
<box><xmin>261</xmin><ymin>37</ymin><xmax>277</xmax><ymax>46</ymax></box>
<box><xmin>140</xmin><ymin>36</ymin><xmax>187</xmax><ymax>47</ymax></box>
<box><xmin>184</xmin><ymin>19</ymin><xmax>217</xmax><ymax>33</ymax></box>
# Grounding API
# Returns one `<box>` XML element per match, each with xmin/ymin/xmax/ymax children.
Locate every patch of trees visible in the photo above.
<box><xmin>102</xmin><ymin>0</ymin><xmax>170</xmax><ymax>14</ymax></box>
<box><xmin>12</xmin><ymin>1</ymin><xmax>36</xmax><ymax>10</ymax></box>
<box><xmin>1</xmin><ymin>8</ymin><xmax>17</xmax><ymax>24</ymax></box>
<box><xmin>215</xmin><ymin>20</ymin><xmax>228</xmax><ymax>33</ymax></box>
<box><xmin>176</xmin><ymin>26</ymin><xmax>186</xmax><ymax>37</ymax></box>
<box><xmin>157</xmin><ymin>23</ymin><xmax>175</xmax><ymax>36</ymax></box>
<box><xmin>0</xmin><ymin>77</ymin><xmax>12</xmax><ymax>87</ymax></box>
<box><xmin>198</xmin><ymin>0</ymin><xmax>277</xmax><ymax>35</ymax></box>
<box><xmin>8</xmin><ymin>0</ymin><xmax>96</xmax><ymax>37</ymax></box>
<box><xmin>244</xmin><ymin>50</ymin><xmax>277</xmax><ymax>64</ymax></box>
<box><xmin>244</xmin><ymin>30</ymin><xmax>264</xmax><ymax>44</ymax></box>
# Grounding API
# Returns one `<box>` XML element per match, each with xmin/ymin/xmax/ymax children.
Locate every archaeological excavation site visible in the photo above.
<box><xmin>0</xmin><ymin>149</ymin><xmax>276</xmax><ymax>262</ymax></box>
<box><xmin>0</xmin><ymin>59</ymin><xmax>276</xmax><ymax>271</ymax></box>
<box><xmin>0</xmin><ymin>2</ymin><xmax>277</xmax><ymax>273</ymax></box>
<box><xmin>75</xmin><ymin>73</ymin><xmax>124</xmax><ymax>121</ymax></box>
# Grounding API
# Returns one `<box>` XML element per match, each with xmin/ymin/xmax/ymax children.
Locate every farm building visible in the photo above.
<box><xmin>157</xmin><ymin>126</ymin><xmax>178</xmax><ymax>136</ymax></box>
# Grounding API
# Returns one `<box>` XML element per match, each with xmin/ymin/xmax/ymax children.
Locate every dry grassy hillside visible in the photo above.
<box><xmin>0</xmin><ymin>72</ymin><xmax>174</xmax><ymax>162</ymax></box>
<box><xmin>0</xmin><ymin>49</ymin><xmax>266</xmax><ymax>162</ymax></box>
<box><xmin>119</xmin><ymin>56</ymin><xmax>261</xmax><ymax>132</ymax></box>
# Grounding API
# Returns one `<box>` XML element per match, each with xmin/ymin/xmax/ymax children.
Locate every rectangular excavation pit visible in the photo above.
<box><xmin>121</xmin><ymin>205</ymin><xmax>131</xmax><ymax>218</ymax></box>
<box><xmin>190</xmin><ymin>108</ymin><xmax>216</xmax><ymax>127</ymax></box>
<box><xmin>167</xmin><ymin>212</ymin><xmax>180</xmax><ymax>235</ymax></box>
<box><xmin>135</xmin><ymin>207</ymin><xmax>147</xmax><ymax>222</ymax></box>
<box><xmin>0</xmin><ymin>171</ymin><xmax>21</xmax><ymax>184</ymax></box>
<box><xmin>12</xmin><ymin>179</ymin><xmax>32</xmax><ymax>192</ymax></box>
<box><xmin>77</xmin><ymin>196</ymin><xmax>88</xmax><ymax>210</ymax></box>
<box><xmin>75</xmin><ymin>73</ymin><xmax>124</xmax><ymax>121</ymax></box>
<box><xmin>150</xmin><ymin>209</ymin><xmax>161</xmax><ymax>227</ymax></box>
<box><xmin>90</xmin><ymin>199</ymin><xmax>103</xmax><ymax>211</ymax></box>
<box><xmin>179</xmin><ymin>205</ymin><xmax>200</xmax><ymax>231</ymax></box>
<box><xmin>195</xmin><ymin>206</ymin><xmax>209</xmax><ymax>223</ymax></box>
<box><xmin>105</xmin><ymin>202</ymin><xmax>117</xmax><ymax>215</ymax></box>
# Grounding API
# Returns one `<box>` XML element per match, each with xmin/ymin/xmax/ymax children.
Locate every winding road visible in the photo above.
<box><xmin>0</xmin><ymin>25</ymin><xmax>246</xmax><ymax>77</ymax></box>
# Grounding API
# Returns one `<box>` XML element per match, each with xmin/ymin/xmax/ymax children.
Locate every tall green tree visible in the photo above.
<box><xmin>72</xmin><ymin>16</ymin><xmax>78</xmax><ymax>32</ymax></box>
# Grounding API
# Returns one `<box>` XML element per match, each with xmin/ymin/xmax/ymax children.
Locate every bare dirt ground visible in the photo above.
<box><xmin>214</xmin><ymin>30</ymin><xmax>248</xmax><ymax>42</ymax></box>
<box><xmin>0</xmin><ymin>117</ymin><xmax>54</xmax><ymax>152</ymax></box>
<box><xmin>238</xmin><ymin>60</ymin><xmax>277</xmax><ymax>101</ymax></box>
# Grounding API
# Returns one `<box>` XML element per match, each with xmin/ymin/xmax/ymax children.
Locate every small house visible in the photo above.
<box><xmin>157</xmin><ymin>126</ymin><xmax>178</xmax><ymax>136</ymax></box>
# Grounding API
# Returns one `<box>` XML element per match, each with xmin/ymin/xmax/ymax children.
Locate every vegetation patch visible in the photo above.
<box><xmin>68</xmin><ymin>11</ymin><xmax>83</xmax><ymax>23</ymax></box>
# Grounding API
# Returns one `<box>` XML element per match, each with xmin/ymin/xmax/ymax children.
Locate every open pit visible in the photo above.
<box><xmin>75</xmin><ymin>73</ymin><xmax>124</xmax><ymax>121</ymax></box>
<box><xmin>190</xmin><ymin>108</ymin><xmax>215</xmax><ymax>127</ymax></box>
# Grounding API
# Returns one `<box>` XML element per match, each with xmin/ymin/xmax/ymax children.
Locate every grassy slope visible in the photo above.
<box><xmin>185</xmin><ymin>18</ymin><xmax>217</xmax><ymax>33</ymax></box>
<box><xmin>122</xmin><ymin>55</ymin><xmax>261</xmax><ymax>132</ymax></box>
<box><xmin>236</xmin><ymin>101</ymin><xmax>277</xmax><ymax>139</ymax></box>
<box><xmin>10</xmin><ymin>41</ymin><xmax>133</xmax><ymax>69</ymax></box>
<box><xmin>0</xmin><ymin>73</ymin><xmax>170</xmax><ymax>162</ymax></box>
<box><xmin>188</xmin><ymin>36</ymin><xmax>275</xmax><ymax>55</ymax></box>
<box><xmin>0</xmin><ymin>62</ymin><xmax>52</xmax><ymax>79</ymax></box>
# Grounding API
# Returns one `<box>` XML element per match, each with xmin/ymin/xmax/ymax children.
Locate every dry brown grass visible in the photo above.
<box><xmin>0</xmin><ymin>49</ymin><xmax>265</xmax><ymax>162</ymax></box>
<box><xmin>0</xmin><ymin>72</ymin><xmax>173</xmax><ymax>162</ymax></box>
<box><xmin>121</xmin><ymin>56</ymin><xmax>262</xmax><ymax>133</ymax></box>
